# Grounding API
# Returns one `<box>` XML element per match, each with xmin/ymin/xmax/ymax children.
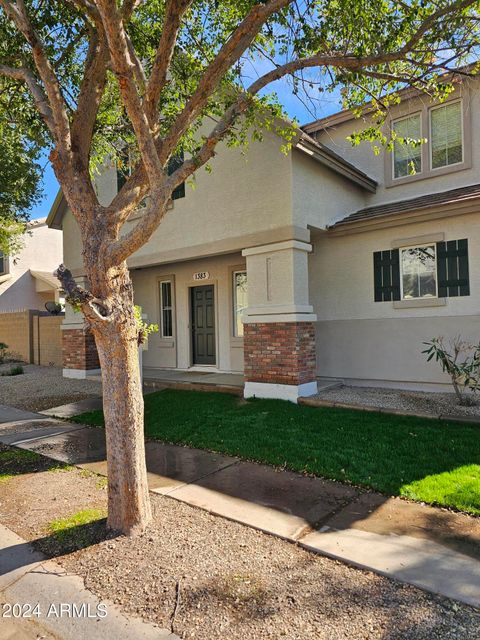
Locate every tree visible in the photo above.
<box><xmin>1</xmin><ymin>0</ymin><xmax>478</xmax><ymax>535</ymax></box>
<box><xmin>0</xmin><ymin>123</ymin><xmax>43</xmax><ymax>255</ymax></box>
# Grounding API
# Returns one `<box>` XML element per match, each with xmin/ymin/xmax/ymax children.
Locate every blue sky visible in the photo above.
<box><xmin>28</xmin><ymin>78</ymin><xmax>343</xmax><ymax>220</ymax></box>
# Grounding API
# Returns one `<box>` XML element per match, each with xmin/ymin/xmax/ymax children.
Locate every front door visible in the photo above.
<box><xmin>191</xmin><ymin>285</ymin><xmax>216</xmax><ymax>365</ymax></box>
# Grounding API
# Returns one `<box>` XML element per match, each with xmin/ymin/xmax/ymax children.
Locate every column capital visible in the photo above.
<box><xmin>242</xmin><ymin>239</ymin><xmax>312</xmax><ymax>257</ymax></box>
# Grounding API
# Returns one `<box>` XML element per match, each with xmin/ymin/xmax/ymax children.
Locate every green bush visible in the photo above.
<box><xmin>1</xmin><ymin>365</ymin><xmax>24</xmax><ymax>376</ymax></box>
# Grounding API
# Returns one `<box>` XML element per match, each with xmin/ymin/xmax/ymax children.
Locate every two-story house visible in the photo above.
<box><xmin>0</xmin><ymin>217</ymin><xmax>63</xmax><ymax>312</ymax></box>
<box><xmin>47</xmin><ymin>74</ymin><xmax>480</xmax><ymax>400</ymax></box>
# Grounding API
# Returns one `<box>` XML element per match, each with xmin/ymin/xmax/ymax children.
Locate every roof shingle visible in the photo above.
<box><xmin>331</xmin><ymin>183</ymin><xmax>480</xmax><ymax>228</ymax></box>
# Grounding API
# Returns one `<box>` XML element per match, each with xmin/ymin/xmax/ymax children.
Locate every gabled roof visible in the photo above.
<box><xmin>46</xmin><ymin>188</ymin><xmax>68</xmax><ymax>230</ymax></box>
<box><xmin>46</xmin><ymin>131</ymin><xmax>376</xmax><ymax>229</ymax></box>
<box><xmin>330</xmin><ymin>183</ymin><xmax>480</xmax><ymax>229</ymax></box>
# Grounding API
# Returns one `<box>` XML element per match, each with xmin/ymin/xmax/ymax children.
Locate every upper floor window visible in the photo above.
<box><xmin>393</xmin><ymin>114</ymin><xmax>422</xmax><ymax>179</ymax></box>
<box><xmin>388</xmin><ymin>97</ymin><xmax>469</xmax><ymax>185</ymax></box>
<box><xmin>430</xmin><ymin>100</ymin><xmax>463</xmax><ymax>170</ymax></box>
<box><xmin>116</xmin><ymin>149</ymin><xmax>185</xmax><ymax>200</ymax></box>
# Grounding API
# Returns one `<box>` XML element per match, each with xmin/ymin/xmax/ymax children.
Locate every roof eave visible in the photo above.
<box><xmin>327</xmin><ymin>197</ymin><xmax>480</xmax><ymax>235</ymax></box>
<box><xmin>294</xmin><ymin>134</ymin><xmax>377</xmax><ymax>193</ymax></box>
<box><xmin>46</xmin><ymin>188</ymin><xmax>66</xmax><ymax>230</ymax></box>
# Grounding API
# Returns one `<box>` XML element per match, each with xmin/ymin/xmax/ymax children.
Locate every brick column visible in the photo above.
<box><xmin>62</xmin><ymin>328</ymin><xmax>100</xmax><ymax>378</ymax></box>
<box><xmin>242</xmin><ymin>239</ymin><xmax>318</xmax><ymax>402</ymax></box>
<box><xmin>244</xmin><ymin>321</ymin><xmax>316</xmax><ymax>382</ymax></box>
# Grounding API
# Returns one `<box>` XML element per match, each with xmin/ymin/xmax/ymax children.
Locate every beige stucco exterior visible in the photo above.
<box><xmin>310</xmin><ymin>212</ymin><xmax>480</xmax><ymax>390</ymax></box>
<box><xmin>53</xmin><ymin>79</ymin><xmax>480</xmax><ymax>392</ymax></box>
<box><xmin>309</xmin><ymin>78</ymin><xmax>480</xmax><ymax>218</ymax></box>
<box><xmin>0</xmin><ymin>218</ymin><xmax>62</xmax><ymax>312</ymax></box>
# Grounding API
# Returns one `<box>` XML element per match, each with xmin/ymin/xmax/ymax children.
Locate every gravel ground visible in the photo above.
<box><xmin>0</xmin><ymin>363</ymin><xmax>102</xmax><ymax>411</ymax></box>
<box><xmin>0</xmin><ymin>445</ymin><xmax>478</xmax><ymax>639</ymax></box>
<box><xmin>317</xmin><ymin>385</ymin><xmax>480</xmax><ymax>418</ymax></box>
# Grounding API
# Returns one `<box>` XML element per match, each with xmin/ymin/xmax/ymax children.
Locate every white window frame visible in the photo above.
<box><xmin>429</xmin><ymin>99</ymin><xmax>464</xmax><ymax>172</ymax></box>
<box><xmin>399</xmin><ymin>244</ymin><xmax>438</xmax><ymax>301</ymax></box>
<box><xmin>232</xmin><ymin>270</ymin><xmax>247</xmax><ymax>338</ymax></box>
<box><xmin>391</xmin><ymin>111</ymin><xmax>423</xmax><ymax>181</ymax></box>
<box><xmin>160</xmin><ymin>279</ymin><xmax>174</xmax><ymax>338</ymax></box>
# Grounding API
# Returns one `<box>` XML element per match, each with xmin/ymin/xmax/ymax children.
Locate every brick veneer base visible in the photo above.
<box><xmin>244</xmin><ymin>322</ymin><xmax>316</xmax><ymax>386</ymax></box>
<box><xmin>62</xmin><ymin>328</ymin><xmax>100</xmax><ymax>371</ymax></box>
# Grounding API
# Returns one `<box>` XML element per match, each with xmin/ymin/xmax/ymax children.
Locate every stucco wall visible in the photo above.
<box><xmin>63</xmin><ymin>128</ymin><xmax>296</xmax><ymax>275</ymax></box>
<box><xmin>131</xmin><ymin>252</ymin><xmax>246</xmax><ymax>373</ymax></box>
<box><xmin>310</xmin><ymin>212</ymin><xmax>480</xmax><ymax>389</ymax></box>
<box><xmin>291</xmin><ymin>148</ymin><xmax>366</xmax><ymax>229</ymax></box>
<box><xmin>0</xmin><ymin>220</ymin><xmax>63</xmax><ymax>312</ymax></box>
<box><xmin>313</xmin><ymin>78</ymin><xmax>480</xmax><ymax>220</ymax></box>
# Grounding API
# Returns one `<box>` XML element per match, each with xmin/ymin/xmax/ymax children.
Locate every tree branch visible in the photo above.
<box><xmin>106</xmin><ymin>0</ymin><xmax>479</xmax><ymax>263</ymax></box>
<box><xmin>0</xmin><ymin>63</ymin><xmax>55</xmax><ymax>130</ymax></box>
<box><xmin>70</xmin><ymin>29</ymin><xmax>109</xmax><ymax>167</ymax></box>
<box><xmin>160</xmin><ymin>0</ymin><xmax>290</xmax><ymax>159</ymax></box>
<box><xmin>95</xmin><ymin>0</ymin><xmax>163</xmax><ymax>185</ymax></box>
<box><xmin>0</xmin><ymin>0</ymin><xmax>71</xmax><ymax>150</ymax></box>
<box><xmin>143</xmin><ymin>0</ymin><xmax>193</xmax><ymax>123</ymax></box>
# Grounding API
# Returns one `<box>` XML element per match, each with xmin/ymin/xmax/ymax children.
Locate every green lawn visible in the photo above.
<box><xmin>72</xmin><ymin>389</ymin><xmax>480</xmax><ymax>515</ymax></box>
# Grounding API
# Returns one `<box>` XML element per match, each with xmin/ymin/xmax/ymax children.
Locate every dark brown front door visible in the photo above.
<box><xmin>191</xmin><ymin>285</ymin><xmax>216</xmax><ymax>365</ymax></box>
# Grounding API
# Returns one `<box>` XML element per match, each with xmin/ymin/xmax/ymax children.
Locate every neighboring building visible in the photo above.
<box><xmin>0</xmin><ymin>217</ymin><xmax>63</xmax><ymax>312</ymax></box>
<box><xmin>48</xmin><ymin>74</ymin><xmax>480</xmax><ymax>399</ymax></box>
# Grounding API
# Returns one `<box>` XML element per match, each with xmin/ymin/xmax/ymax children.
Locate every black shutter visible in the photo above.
<box><xmin>436</xmin><ymin>239</ymin><xmax>470</xmax><ymax>297</ymax></box>
<box><xmin>167</xmin><ymin>152</ymin><xmax>185</xmax><ymax>200</ymax></box>
<box><xmin>373</xmin><ymin>249</ymin><xmax>400</xmax><ymax>301</ymax></box>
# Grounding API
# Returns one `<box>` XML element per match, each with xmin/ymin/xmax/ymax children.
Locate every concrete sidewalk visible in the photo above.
<box><xmin>0</xmin><ymin>402</ymin><xmax>479</xmax><ymax>609</ymax></box>
<box><xmin>0</xmin><ymin>524</ymin><xmax>178</xmax><ymax>640</ymax></box>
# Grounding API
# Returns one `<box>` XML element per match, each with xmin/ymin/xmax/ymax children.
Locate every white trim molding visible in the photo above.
<box><xmin>242</xmin><ymin>240</ymin><xmax>312</xmax><ymax>257</ymax></box>
<box><xmin>244</xmin><ymin>380</ymin><xmax>318</xmax><ymax>403</ymax></box>
<box><xmin>63</xmin><ymin>368</ymin><xmax>101</xmax><ymax>379</ymax></box>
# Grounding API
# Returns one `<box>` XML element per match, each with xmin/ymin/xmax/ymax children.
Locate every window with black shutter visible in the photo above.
<box><xmin>374</xmin><ymin>238</ymin><xmax>470</xmax><ymax>302</ymax></box>
<box><xmin>0</xmin><ymin>252</ymin><xmax>4</xmax><ymax>275</ymax></box>
<box><xmin>167</xmin><ymin>152</ymin><xmax>185</xmax><ymax>200</ymax></box>
<box><xmin>373</xmin><ymin>249</ymin><xmax>401</xmax><ymax>301</ymax></box>
<box><xmin>436</xmin><ymin>239</ymin><xmax>470</xmax><ymax>297</ymax></box>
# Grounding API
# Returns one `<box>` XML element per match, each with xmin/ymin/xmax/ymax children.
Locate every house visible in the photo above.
<box><xmin>47</xmin><ymin>74</ymin><xmax>480</xmax><ymax>400</ymax></box>
<box><xmin>0</xmin><ymin>217</ymin><xmax>63</xmax><ymax>312</ymax></box>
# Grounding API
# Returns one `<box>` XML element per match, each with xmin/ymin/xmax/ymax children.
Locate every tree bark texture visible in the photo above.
<box><xmin>87</xmin><ymin>259</ymin><xmax>152</xmax><ymax>535</ymax></box>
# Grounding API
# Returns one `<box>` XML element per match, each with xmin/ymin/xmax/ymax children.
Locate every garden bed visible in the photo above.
<box><xmin>0</xmin><ymin>364</ymin><xmax>102</xmax><ymax>411</ymax></box>
<box><xmin>314</xmin><ymin>385</ymin><xmax>480</xmax><ymax>419</ymax></box>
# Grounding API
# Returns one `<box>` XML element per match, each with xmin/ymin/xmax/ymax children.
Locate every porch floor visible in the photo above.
<box><xmin>143</xmin><ymin>368</ymin><xmax>245</xmax><ymax>391</ymax></box>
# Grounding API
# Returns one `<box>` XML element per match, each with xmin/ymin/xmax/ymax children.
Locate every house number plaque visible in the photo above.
<box><xmin>193</xmin><ymin>271</ymin><xmax>210</xmax><ymax>281</ymax></box>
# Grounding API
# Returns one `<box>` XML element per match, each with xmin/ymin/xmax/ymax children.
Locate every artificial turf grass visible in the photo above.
<box><xmin>72</xmin><ymin>389</ymin><xmax>480</xmax><ymax>515</ymax></box>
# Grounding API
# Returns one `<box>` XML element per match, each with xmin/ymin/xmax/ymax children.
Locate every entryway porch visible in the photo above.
<box><xmin>142</xmin><ymin>367</ymin><xmax>245</xmax><ymax>395</ymax></box>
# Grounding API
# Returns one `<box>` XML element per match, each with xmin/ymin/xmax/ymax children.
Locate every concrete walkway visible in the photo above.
<box><xmin>0</xmin><ymin>402</ymin><xmax>479</xmax><ymax>609</ymax></box>
<box><xmin>0</xmin><ymin>524</ymin><xmax>178</xmax><ymax>640</ymax></box>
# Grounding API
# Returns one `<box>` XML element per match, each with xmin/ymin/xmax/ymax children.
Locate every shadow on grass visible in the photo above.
<box><xmin>1</xmin><ymin>518</ymin><xmax>114</xmax><ymax>579</ymax></box>
<box><xmin>0</xmin><ymin>447</ymin><xmax>72</xmax><ymax>482</ymax></box>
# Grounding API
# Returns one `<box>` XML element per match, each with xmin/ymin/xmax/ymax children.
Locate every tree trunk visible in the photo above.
<box><xmin>87</xmin><ymin>261</ymin><xmax>152</xmax><ymax>535</ymax></box>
